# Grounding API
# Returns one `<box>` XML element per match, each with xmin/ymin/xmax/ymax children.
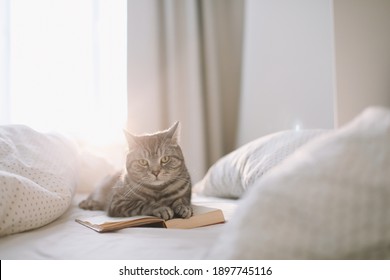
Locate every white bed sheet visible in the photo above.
<box><xmin>0</xmin><ymin>193</ymin><xmax>237</xmax><ymax>260</ymax></box>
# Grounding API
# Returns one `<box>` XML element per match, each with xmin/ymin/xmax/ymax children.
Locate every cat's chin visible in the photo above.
<box><xmin>147</xmin><ymin>179</ymin><xmax>166</xmax><ymax>186</ymax></box>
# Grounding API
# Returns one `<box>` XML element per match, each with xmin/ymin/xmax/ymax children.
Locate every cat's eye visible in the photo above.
<box><xmin>138</xmin><ymin>159</ymin><xmax>148</xmax><ymax>166</ymax></box>
<box><xmin>160</xmin><ymin>156</ymin><xmax>170</xmax><ymax>164</ymax></box>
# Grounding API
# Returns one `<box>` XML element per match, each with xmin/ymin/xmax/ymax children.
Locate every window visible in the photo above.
<box><xmin>1</xmin><ymin>0</ymin><xmax>127</xmax><ymax>148</ymax></box>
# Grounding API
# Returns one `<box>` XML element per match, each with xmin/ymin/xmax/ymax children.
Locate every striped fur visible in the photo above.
<box><xmin>79</xmin><ymin>122</ymin><xmax>193</xmax><ymax>220</ymax></box>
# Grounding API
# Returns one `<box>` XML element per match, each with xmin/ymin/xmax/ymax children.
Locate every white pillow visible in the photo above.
<box><xmin>195</xmin><ymin>130</ymin><xmax>326</xmax><ymax>198</ymax></box>
<box><xmin>0</xmin><ymin>125</ymin><xmax>79</xmax><ymax>236</ymax></box>
<box><xmin>207</xmin><ymin>107</ymin><xmax>390</xmax><ymax>259</ymax></box>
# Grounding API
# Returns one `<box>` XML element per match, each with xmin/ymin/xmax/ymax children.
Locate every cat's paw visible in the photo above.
<box><xmin>174</xmin><ymin>204</ymin><xmax>193</xmax><ymax>219</ymax></box>
<box><xmin>79</xmin><ymin>198</ymin><xmax>104</xmax><ymax>210</ymax></box>
<box><xmin>152</xmin><ymin>206</ymin><xmax>174</xmax><ymax>220</ymax></box>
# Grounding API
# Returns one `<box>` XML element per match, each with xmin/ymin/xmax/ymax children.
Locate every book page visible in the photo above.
<box><xmin>191</xmin><ymin>205</ymin><xmax>219</xmax><ymax>215</ymax></box>
<box><xmin>78</xmin><ymin>215</ymin><xmax>159</xmax><ymax>225</ymax></box>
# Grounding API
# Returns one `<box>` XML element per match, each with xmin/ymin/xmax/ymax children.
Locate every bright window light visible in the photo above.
<box><xmin>8</xmin><ymin>0</ymin><xmax>127</xmax><ymax>148</ymax></box>
<box><xmin>294</xmin><ymin>121</ymin><xmax>302</xmax><ymax>131</ymax></box>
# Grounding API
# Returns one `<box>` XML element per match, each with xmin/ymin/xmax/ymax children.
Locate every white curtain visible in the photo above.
<box><xmin>0</xmin><ymin>0</ymin><xmax>10</xmax><ymax>122</ymax></box>
<box><xmin>127</xmin><ymin>0</ymin><xmax>244</xmax><ymax>182</ymax></box>
<box><xmin>0</xmin><ymin>0</ymin><xmax>127</xmax><ymax>169</ymax></box>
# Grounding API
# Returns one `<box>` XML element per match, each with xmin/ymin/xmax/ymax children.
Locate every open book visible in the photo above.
<box><xmin>75</xmin><ymin>205</ymin><xmax>225</xmax><ymax>232</ymax></box>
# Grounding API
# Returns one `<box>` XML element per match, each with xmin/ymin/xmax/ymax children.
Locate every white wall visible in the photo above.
<box><xmin>333</xmin><ymin>0</ymin><xmax>390</xmax><ymax>126</ymax></box>
<box><xmin>237</xmin><ymin>0</ymin><xmax>335</xmax><ymax>146</ymax></box>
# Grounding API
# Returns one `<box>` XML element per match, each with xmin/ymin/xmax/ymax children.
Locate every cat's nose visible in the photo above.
<box><xmin>152</xmin><ymin>170</ymin><xmax>160</xmax><ymax>177</ymax></box>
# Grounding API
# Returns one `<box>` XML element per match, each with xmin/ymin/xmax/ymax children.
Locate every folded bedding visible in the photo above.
<box><xmin>0</xmin><ymin>125</ymin><xmax>79</xmax><ymax>237</ymax></box>
<box><xmin>206</xmin><ymin>107</ymin><xmax>390</xmax><ymax>259</ymax></box>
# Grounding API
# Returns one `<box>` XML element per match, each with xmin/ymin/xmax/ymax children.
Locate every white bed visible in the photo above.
<box><xmin>0</xmin><ymin>193</ymin><xmax>237</xmax><ymax>259</ymax></box>
<box><xmin>1</xmin><ymin>107</ymin><xmax>390</xmax><ymax>259</ymax></box>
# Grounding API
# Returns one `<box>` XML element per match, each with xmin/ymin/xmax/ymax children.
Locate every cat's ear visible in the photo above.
<box><xmin>123</xmin><ymin>129</ymin><xmax>139</xmax><ymax>148</ymax></box>
<box><xmin>166</xmin><ymin>121</ymin><xmax>180</xmax><ymax>144</ymax></box>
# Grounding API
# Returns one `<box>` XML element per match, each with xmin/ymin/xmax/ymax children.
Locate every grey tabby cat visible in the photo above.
<box><xmin>79</xmin><ymin>121</ymin><xmax>193</xmax><ymax>220</ymax></box>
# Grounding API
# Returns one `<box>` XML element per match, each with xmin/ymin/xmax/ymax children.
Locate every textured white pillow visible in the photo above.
<box><xmin>195</xmin><ymin>130</ymin><xmax>326</xmax><ymax>198</ymax></box>
<box><xmin>0</xmin><ymin>125</ymin><xmax>79</xmax><ymax>236</ymax></box>
<box><xmin>207</xmin><ymin>107</ymin><xmax>390</xmax><ymax>259</ymax></box>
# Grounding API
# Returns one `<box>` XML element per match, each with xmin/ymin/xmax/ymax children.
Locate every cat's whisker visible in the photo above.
<box><xmin>169</xmin><ymin>176</ymin><xmax>192</xmax><ymax>184</ymax></box>
<box><xmin>122</xmin><ymin>180</ymin><xmax>145</xmax><ymax>198</ymax></box>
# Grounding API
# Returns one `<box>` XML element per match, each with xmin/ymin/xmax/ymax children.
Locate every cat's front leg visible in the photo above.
<box><xmin>172</xmin><ymin>199</ymin><xmax>193</xmax><ymax>219</ymax></box>
<box><xmin>79</xmin><ymin>172</ymin><xmax>120</xmax><ymax>211</ymax></box>
<box><xmin>79</xmin><ymin>198</ymin><xmax>105</xmax><ymax>211</ymax></box>
<box><xmin>152</xmin><ymin>206</ymin><xmax>174</xmax><ymax>220</ymax></box>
